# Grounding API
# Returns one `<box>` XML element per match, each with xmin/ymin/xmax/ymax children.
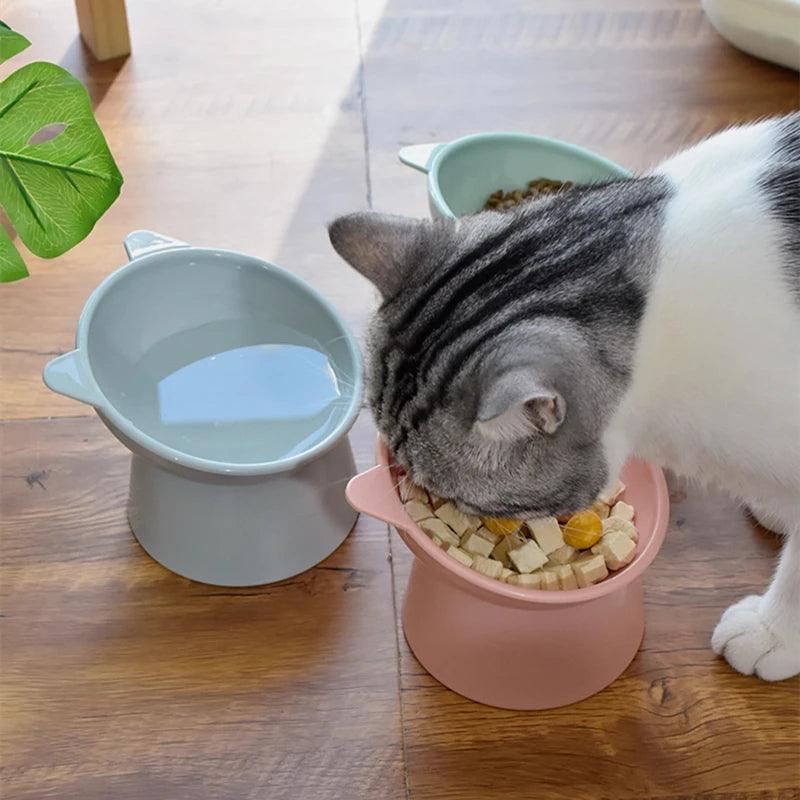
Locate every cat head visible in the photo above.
<box><xmin>329</xmin><ymin>203</ymin><xmax>645</xmax><ymax>517</ymax></box>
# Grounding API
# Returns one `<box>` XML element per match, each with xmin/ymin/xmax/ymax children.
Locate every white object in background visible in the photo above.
<box><xmin>702</xmin><ymin>0</ymin><xmax>800</xmax><ymax>70</ymax></box>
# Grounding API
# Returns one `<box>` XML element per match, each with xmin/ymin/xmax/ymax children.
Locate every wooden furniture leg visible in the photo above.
<box><xmin>74</xmin><ymin>0</ymin><xmax>131</xmax><ymax>61</ymax></box>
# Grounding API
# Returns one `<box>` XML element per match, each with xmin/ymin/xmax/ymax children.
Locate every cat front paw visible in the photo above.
<box><xmin>712</xmin><ymin>595</ymin><xmax>800</xmax><ymax>681</ymax></box>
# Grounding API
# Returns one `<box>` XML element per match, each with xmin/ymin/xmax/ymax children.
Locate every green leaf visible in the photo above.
<box><xmin>0</xmin><ymin>224</ymin><xmax>28</xmax><ymax>282</ymax></box>
<box><xmin>0</xmin><ymin>61</ymin><xmax>123</xmax><ymax>259</ymax></box>
<box><xmin>0</xmin><ymin>22</ymin><xmax>31</xmax><ymax>65</ymax></box>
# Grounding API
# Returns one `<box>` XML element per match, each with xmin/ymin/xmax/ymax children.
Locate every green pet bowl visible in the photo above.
<box><xmin>399</xmin><ymin>132</ymin><xmax>631</xmax><ymax>218</ymax></box>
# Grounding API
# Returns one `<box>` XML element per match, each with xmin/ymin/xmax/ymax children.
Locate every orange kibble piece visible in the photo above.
<box><xmin>482</xmin><ymin>516</ymin><xmax>523</xmax><ymax>536</ymax></box>
<box><xmin>562</xmin><ymin>510</ymin><xmax>603</xmax><ymax>549</ymax></box>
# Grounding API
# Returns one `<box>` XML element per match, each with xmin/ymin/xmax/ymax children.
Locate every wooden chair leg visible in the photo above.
<box><xmin>74</xmin><ymin>0</ymin><xmax>131</xmax><ymax>61</ymax></box>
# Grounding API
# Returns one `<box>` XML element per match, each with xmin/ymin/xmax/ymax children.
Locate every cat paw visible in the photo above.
<box><xmin>712</xmin><ymin>595</ymin><xmax>800</xmax><ymax>681</ymax></box>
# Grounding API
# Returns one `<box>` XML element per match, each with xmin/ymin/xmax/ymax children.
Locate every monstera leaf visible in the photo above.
<box><xmin>0</xmin><ymin>223</ymin><xmax>28</xmax><ymax>281</ymax></box>
<box><xmin>0</xmin><ymin>53</ymin><xmax>123</xmax><ymax>281</ymax></box>
<box><xmin>0</xmin><ymin>21</ymin><xmax>30</xmax><ymax>65</ymax></box>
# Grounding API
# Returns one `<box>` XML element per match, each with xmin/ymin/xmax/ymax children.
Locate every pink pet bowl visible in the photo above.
<box><xmin>346</xmin><ymin>440</ymin><xmax>669</xmax><ymax>709</ymax></box>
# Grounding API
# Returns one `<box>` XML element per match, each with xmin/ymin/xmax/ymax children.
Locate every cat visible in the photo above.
<box><xmin>328</xmin><ymin>112</ymin><xmax>800</xmax><ymax>681</ymax></box>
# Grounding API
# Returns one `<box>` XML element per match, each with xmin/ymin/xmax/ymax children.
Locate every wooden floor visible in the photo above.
<box><xmin>1</xmin><ymin>1</ymin><xmax>799</xmax><ymax>798</ymax></box>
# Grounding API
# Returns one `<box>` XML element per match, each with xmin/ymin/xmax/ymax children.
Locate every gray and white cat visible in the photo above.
<box><xmin>329</xmin><ymin>113</ymin><xmax>799</xmax><ymax>681</ymax></box>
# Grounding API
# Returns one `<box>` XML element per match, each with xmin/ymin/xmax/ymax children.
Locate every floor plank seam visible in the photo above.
<box><xmin>387</xmin><ymin>523</ymin><xmax>413</xmax><ymax>800</ymax></box>
<box><xmin>353</xmin><ymin>0</ymin><xmax>374</xmax><ymax>210</ymax></box>
<box><xmin>0</xmin><ymin>413</ymin><xmax>95</xmax><ymax>424</ymax></box>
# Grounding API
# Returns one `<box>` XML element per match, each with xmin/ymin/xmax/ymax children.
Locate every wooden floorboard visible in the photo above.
<box><xmin>1</xmin><ymin>0</ymin><xmax>798</xmax><ymax>798</ymax></box>
<box><xmin>390</xmin><ymin>480</ymin><xmax>799</xmax><ymax>799</ymax></box>
<box><xmin>1</xmin><ymin>415</ymin><xmax>406</xmax><ymax>800</ymax></box>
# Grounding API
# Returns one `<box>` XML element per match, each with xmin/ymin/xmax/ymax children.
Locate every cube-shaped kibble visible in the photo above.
<box><xmin>527</xmin><ymin>517</ymin><xmax>565</xmax><ymax>555</ymax></box>
<box><xmin>482</xmin><ymin>517</ymin><xmax>524</xmax><ymax>536</ymax></box>
<box><xmin>571</xmin><ymin>554</ymin><xmax>609</xmax><ymax>587</ymax></box>
<box><xmin>592</xmin><ymin>530</ymin><xmax>636</xmax><ymax>570</ymax></box>
<box><xmin>400</xmin><ymin>481</ymin><xmax>429</xmax><ymax>504</ymax></box>
<box><xmin>435</xmin><ymin>502</ymin><xmax>481</xmax><ymax>536</ymax></box>
<box><xmin>597</xmin><ymin>479</ymin><xmax>626</xmax><ymax>506</ymax></box>
<box><xmin>507</xmin><ymin>571</ymin><xmax>543</xmax><ymax>588</ymax></box>
<box><xmin>460</xmin><ymin>531</ymin><xmax>495</xmax><ymax>558</ymax></box>
<box><xmin>446</xmin><ymin>545</ymin><xmax>474</xmax><ymax>568</ymax></box>
<box><xmin>508</xmin><ymin>540</ymin><xmax>548</xmax><ymax>574</ymax></box>
<box><xmin>545</xmin><ymin>564</ymin><xmax>578</xmax><ymax>590</ymax></box>
<box><xmin>547</xmin><ymin>544</ymin><xmax>577</xmax><ymax>565</ymax></box>
<box><xmin>591</xmin><ymin>500</ymin><xmax>610</xmax><ymax>519</ymax></box>
<box><xmin>539</xmin><ymin>570</ymin><xmax>560</xmax><ymax>591</ymax></box>
<box><xmin>474</xmin><ymin>526</ymin><xmax>501</xmax><ymax>546</ymax></box>
<box><xmin>491</xmin><ymin>531</ymin><xmax>527</xmax><ymax>567</ymax></box>
<box><xmin>602</xmin><ymin>516</ymin><xmax>638</xmax><ymax>542</ymax></box>
<box><xmin>404</xmin><ymin>500</ymin><xmax>435</xmax><ymax>523</ymax></box>
<box><xmin>500</xmin><ymin>567</ymin><xmax>514</xmax><ymax>581</ymax></box>
<box><xmin>611</xmin><ymin>501</ymin><xmax>635</xmax><ymax>522</ymax></box>
<box><xmin>431</xmin><ymin>535</ymin><xmax>445</xmax><ymax>548</ymax></box>
<box><xmin>418</xmin><ymin>518</ymin><xmax>460</xmax><ymax>547</ymax></box>
<box><xmin>472</xmin><ymin>555</ymin><xmax>504</xmax><ymax>580</ymax></box>
<box><xmin>429</xmin><ymin>494</ymin><xmax>447</xmax><ymax>509</ymax></box>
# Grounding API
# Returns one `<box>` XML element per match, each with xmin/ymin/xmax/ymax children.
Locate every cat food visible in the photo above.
<box><xmin>484</xmin><ymin>178</ymin><xmax>571</xmax><ymax>211</ymax></box>
<box><xmin>400</xmin><ymin>477</ymin><xmax>636</xmax><ymax>591</ymax></box>
<box><xmin>562</xmin><ymin>510</ymin><xmax>604</xmax><ymax>550</ymax></box>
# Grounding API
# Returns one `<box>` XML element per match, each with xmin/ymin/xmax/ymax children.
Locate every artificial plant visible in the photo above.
<box><xmin>0</xmin><ymin>21</ymin><xmax>122</xmax><ymax>282</ymax></box>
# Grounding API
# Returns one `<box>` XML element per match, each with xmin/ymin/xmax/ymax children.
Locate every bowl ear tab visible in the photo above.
<box><xmin>398</xmin><ymin>143</ymin><xmax>445</xmax><ymax>174</ymax></box>
<box><xmin>43</xmin><ymin>350</ymin><xmax>103</xmax><ymax>408</ymax></box>
<box><xmin>124</xmin><ymin>230</ymin><xmax>189</xmax><ymax>261</ymax></box>
<box><xmin>346</xmin><ymin>465</ymin><xmax>409</xmax><ymax>529</ymax></box>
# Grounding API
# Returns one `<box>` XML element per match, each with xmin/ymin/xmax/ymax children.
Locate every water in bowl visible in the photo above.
<box><xmin>114</xmin><ymin>320</ymin><xmax>350</xmax><ymax>464</ymax></box>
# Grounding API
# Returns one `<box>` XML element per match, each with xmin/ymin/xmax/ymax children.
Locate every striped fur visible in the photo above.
<box><xmin>330</xmin><ymin>178</ymin><xmax>670</xmax><ymax>517</ymax></box>
<box><xmin>332</xmin><ymin>113</ymin><xmax>800</xmax><ymax>681</ymax></box>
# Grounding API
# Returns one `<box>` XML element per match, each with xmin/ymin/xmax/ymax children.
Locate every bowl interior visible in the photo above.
<box><xmin>377</xmin><ymin>440</ymin><xmax>668</xmax><ymax>605</ymax></box>
<box><xmin>86</xmin><ymin>250</ymin><xmax>360</xmax><ymax>465</ymax></box>
<box><xmin>432</xmin><ymin>134</ymin><xmax>630</xmax><ymax>217</ymax></box>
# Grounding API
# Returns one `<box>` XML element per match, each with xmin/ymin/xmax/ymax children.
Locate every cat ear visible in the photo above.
<box><xmin>476</xmin><ymin>367</ymin><xmax>566</xmax><ymax>440</ymax></box>
<box><xmin>328</xmin><ymin>211</ymin><xmax>425</xmax><ymax>297</ymax></box>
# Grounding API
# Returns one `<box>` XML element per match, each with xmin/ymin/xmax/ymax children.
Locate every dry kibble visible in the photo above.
<box><xmin>446</xmin><ymin>545</ymin><xmax>474</xmax><ymax>568</ymax></box>
<box><xmin>591</xmin><ymin>500</ymin><xmax>611</xmax><ymax>519</ymax></box>
<box><xmin>491</xmin><ymin>531</ymin><xmax>528</xmax><ymax>567</ymax></box>
<box><xmin>398</xmin><ymin>476</ymin><xmax>641</xmax><ymax>591</ymax></box>
<box><xmin>418</xmin><ymin>518</ymin><xmax>460</xmax><ymax>547</ymax></box>
<box><xmin>602</xmin><ymin>516</ymin><xmax>639</xmax><ymax>542</ymax></box>
<box><xmin>611</xmin><ymin>501</ymin><xmax>635</xmax><ymax>522</ymax></box>
<box><xmin>474</xmin><ymin>525</ymin><xmax>502</xmax><ymax>546</ymax></box>
<box><xmin>597</xmin><ymin>479</ymin><xmax>626</xmax><ymax>506</ymax></box>
<box><xmin>591</xmin><ymin>530</ymin><xmax>636</xmax><ymax>570</ymax></box>
<box><xmin>428</xmin><ymin>494</ymin><xmax>447</xmax><ymax>510</ymax></box>
<box><xmin>482</xmin><ymin>516</ymin><xmax>524</xmax><ymax>536</ymax></box>
<box><xmin>484</xmin><ymin>178</ymin><xmax>569</xmax><ymax>211</ymax></box>
<box><xmin>508</xmin><ymin>540</ymin><xmax>548</xmax><ymax>574</ymax></box>
<box><xmin>547</xmin><ymin>544</ymin><xmax>578</xmax><ymax>565</ymax></box>
<box><xmin>400</xmin><ymin>481</ymin><xmax>429</xmax><ymax>504</ymax></box>
<box><xmin>562</xmin><ymin>510</ymin><xmax>603</xmax><ymax>549</ymax></box>
<box><xmin>527</xmin><ymin>517</ymin><xmax>565</xmax><ymax>555</ymax></box>
<box><xmin>572</xmin><ymin>554</ymin><xmax>609</xmax><ymax>588</ymax></box>
<box><xmin>472</xmin><ymin>555</ymin><xmax>505</xmax><ymax>580</ymax></box>
<box><xmin>507</xmin><ymin>572</ymin><xmax>543</xmax><ymax>588</ymax></box>
<box><xmin>436</xmin><ymin>502</ymin><xmax>481</xmax><ymax>536</ymax></box>
<box><xmin>460</xmin><ymin>531</ymin><xmax>495</xmax><ymax>558</ymax></box>
<box><xmin>404</xmin><ymin>500</ymin><xmax>435</xmax><ymax>523</ymax></box>
<box><xmin>545</xmin><ymin>564</ymin><xmax>578</xmax><ymax>591</ymax></box>
<box><xmin>539</xmin><ymin>570</ymin><xmax>560</xmax><ymax>591</ymax></box>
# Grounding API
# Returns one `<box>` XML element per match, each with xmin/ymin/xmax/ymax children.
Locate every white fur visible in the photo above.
<box><xmin>604</xmin><ymin>117</ymin><xmax>800</xmax><ymax>680</ymax></box>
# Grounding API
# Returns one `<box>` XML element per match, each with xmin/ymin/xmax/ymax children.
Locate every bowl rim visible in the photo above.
<box><xmin>375</xmin><ymin>438</ymin><xmax>670</xmax><ymax>607</ymax></box>
<box><xmin>71</xmin><ymin>247</ymin><xmax>364</xmax><ymax>477</ymax></box>
<box><xmin>427</xmin><ymin>131</ymin><xmax>632</xmax><ymax>218</ymax></box>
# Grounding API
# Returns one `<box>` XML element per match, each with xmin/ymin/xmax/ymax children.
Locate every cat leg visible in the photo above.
<box><xmin>712</xmin><ymin>518</ymin><xmax>800</xmax><ymax>680</ymax></box>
